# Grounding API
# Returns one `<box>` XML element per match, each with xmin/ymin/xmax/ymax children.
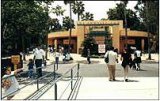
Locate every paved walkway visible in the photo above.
<box><xmin>11</xmin><ymin>77</ymin><xmax>158</xmax><ymax>100</ymax></box>
<box><xmin>76</xmin><ymin>77</ymin><xmax>158</xmax><ymax>100</ymax></box>
<box><xmin>2</xmin><ymin>53</ymin><xmax>158</xmax><ymax>100</ymax></box>
<box><xmin>24</xmin><ymin>52</ymin><xmax>159</xmax><ymax>66</ymax></box>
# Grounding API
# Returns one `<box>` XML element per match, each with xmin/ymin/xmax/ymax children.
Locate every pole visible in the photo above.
<box><xmin>54</xmin><ymin>83</ymin><xmax>57</xmax><ymax>100</ymax></box>
<box><xmin>77</xmin><ymin>63</ymin><xmax>80</xmax><ymax>78</ymax></box>
<box><xmin>146</xmin><ymin>2</ymin><xmax>151</xmax><ymax>60</ymax></box>
<box><xmin>124</xmin><ymin>6</ymin><xmax>128</xmax><ymax>49</ymax></box>
<box><xmin>45</xmin><ymin>2</ymin><xmax>49</xmax><ymax>60</ymax></box>
<box><xmin>71</xmin><ymin>69</ymin><xmax>73</xmax><ymax>90</ymax></box>
<box><xmin>68</xmin><ymin>2</ymin><xmax>72</xmax><ymax>53</ymax></box>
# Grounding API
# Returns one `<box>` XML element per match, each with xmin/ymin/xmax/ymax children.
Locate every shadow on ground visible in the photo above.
<box><xmin>77</xmin><ymin>60</ymin><xmax>99</xmax><ymax>64</ymax></box>
<box><xmin>17</xmin><ymin>71</ymin><xmax>62</xmax><ymax>85</ymax></box>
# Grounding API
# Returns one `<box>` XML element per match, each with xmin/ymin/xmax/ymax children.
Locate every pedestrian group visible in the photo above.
<box><xmin>104</xmin><ymin>46</ymin><xmax>142</xmax><ymax>82</ymax></box>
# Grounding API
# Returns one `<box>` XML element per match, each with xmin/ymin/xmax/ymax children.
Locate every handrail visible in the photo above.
<box><xmin>26</xmin><ymin>63</ymin><xmax>80</xmax><ymax>100</ymax></box>
<box><xmin>2</xmin><ymin>64</ymin><xmax>54</xmax><ymax>80</ymax></box>
<box><xmin>1</xmin><ymin>63</ymin><xmax>57</xmax><ymax>99</ymax></box>
<box><xmin>2</xmin><ymin>63</ymin><xmax>80</xmax><ymax>100</ymax></box>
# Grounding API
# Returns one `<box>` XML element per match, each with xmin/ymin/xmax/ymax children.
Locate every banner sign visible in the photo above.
<box><xmin>98</xmin><ymin>44</ymin><xmax>105</xmax><ymax>53</ymax></box>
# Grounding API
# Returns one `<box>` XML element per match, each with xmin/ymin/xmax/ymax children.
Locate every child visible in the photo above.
<box><xmin>27</xmin><ymin>59</ymin><xmax>34</xmax><ymax>78</ymax></box>
<box><xmin>2</xmin><ymin>67</ymin><xmax>23</xmax><ymax>100</ymax></box>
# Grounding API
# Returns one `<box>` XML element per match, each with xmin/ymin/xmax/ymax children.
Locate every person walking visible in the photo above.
<box><xmin>121</xmin><ymin>48</ymin><xmax>132</xmax><ymax>82</ymax></box>
<box><xmin>54</xmin><ymin>49</ymin><xmax>61</xmax><ymax>69</ymax></box>
<box><xmin>87</xmin><ymin>49</ymin><xmax>91</xmax><ymax>64</ymax></box>
<box><xmin>27</xmin><ymin>59</ymin><xmax>34</xmax><ymax>79</ymax></box>
<box><xmin>33</xmin><ymin>46</ymin><xmax>45</xmax><ymax>78</ymax></box>
<box><xmin>133</xmin><ymin>48</ymin><xmax>142</xmax><ymax>70</ymax></box>
<box><xmin>104</xmin><ymin>46</ymin><xmax>118</xmax><ymax>81</ymax></box>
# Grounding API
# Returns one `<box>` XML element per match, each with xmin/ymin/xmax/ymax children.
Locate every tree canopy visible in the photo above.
<box><xmin>107</xmin><ymin>2</ymin><xmax>145</xmax><ymax>31</ymax></box>
<box><xmin>72</xmin><ymin>1</ymin><xmax>85</xmax><ymax>21</ymax></box>
<box><xmin>62</xmin><ymin>16</ymin><xmax>75</xmax><ymax>31</ymax></box>
<box><xmin>81</xmin><ymin>12</ymin><xmax>94</xmax><ymax>21</ymax></box>
<box><xmin>2</xmin><ymin>1</ymin><xmax>49</xmax><ymax>56</ymax></box>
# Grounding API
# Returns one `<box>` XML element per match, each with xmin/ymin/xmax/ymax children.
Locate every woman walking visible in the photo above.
<box><xmin>121</xmin><ymin>48</ymin><xmax>132</xmax><ymax>82</ymax></box>
<box><xmin>104</xmin><ymin>46</ymin><xmax>118</xmax><ymax>81</ymax></box>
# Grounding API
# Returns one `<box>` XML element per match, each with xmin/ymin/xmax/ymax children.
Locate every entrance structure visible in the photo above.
<box><xmin>48</xmin><ymin>20</ymin><xmax>148</xmax><ymax>53</ymax></box>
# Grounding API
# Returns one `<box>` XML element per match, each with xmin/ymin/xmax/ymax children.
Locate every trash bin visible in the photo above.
<box><xmin>1</xmin><ymin>54</ymin><xmax>23</xmax><ymax>77</ymax></box>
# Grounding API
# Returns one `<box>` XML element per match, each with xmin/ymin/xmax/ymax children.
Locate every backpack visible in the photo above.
<box><xmin>104</xmin><ymin>52</ymin><xmax>109</xmax><ymax>63</ymax></box>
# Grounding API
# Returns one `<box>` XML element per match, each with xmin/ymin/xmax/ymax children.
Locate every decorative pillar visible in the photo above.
<box><xmin>112</xmin><ymin>26</ymin><xmax>120</xmax><ymax>52</ymax></box>
<box><xmin>54</xmin><ymin>39</ymin><xmax>57</xmax><ymax>50</ymax></box>
<box><xmin>141</xmin><ymin>39</ymin><xmax>144</xmax><ymax>52</ymax></box>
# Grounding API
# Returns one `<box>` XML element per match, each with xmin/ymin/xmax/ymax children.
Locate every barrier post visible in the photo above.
<box><xmin>54</xmin><ymin>64</ymin><xmax>56</xmax><ymax>79</ymax></box>
<box><xmin>77</xmin><ymin>63</ymin><xmax>80</xmax><ymax>78</ymax></box>
<box><xmin>36</xmin><ymin>68</ymin><xmax>39</xmax><ymax>90</ymax></box>
<box><xmin>71</xmin><ymin>69</ymin><xmax>73</xmax><ymax>90</ymax></box>
<box><xmin>55</xmin><ymin>83</ymin><xmax>57</xmax><ymax>100</ymax></box>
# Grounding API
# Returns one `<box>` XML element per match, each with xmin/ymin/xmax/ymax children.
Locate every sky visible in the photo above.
<box><xmin>49</xmin><ymin>1</ymin><xmax>138</xmax><ymax>24</ymax></box>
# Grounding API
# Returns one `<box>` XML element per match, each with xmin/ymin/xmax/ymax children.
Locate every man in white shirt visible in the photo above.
<box><xmin>104</xmin><ymin>46</ymin><xmax>118</xmax><ymax>81</ymax></box>
<box><xmin>33</xmin><ymin>46</ymin><xmax>45</xmax><ymax>78</ymax></box>
<box><xmin>134</xmin><ymin>49</ymin><xmax>142</xmax><ymax>70</ymax></box>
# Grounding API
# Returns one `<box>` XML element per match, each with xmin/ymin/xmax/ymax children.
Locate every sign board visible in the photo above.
<box><xmin>127</xmin><ymin>40</ymin><xmax>135</xmax><ymax>44</ymax></box>
<box><xmin>11</xmin><ymin>55</ymin><xmax>20</xmax><ymax>65</ymax></box>
<box><xmin>98</xmin><ymin>44</ymin><xmax>105</xmax><ymax>53</ymax></box>
<box><xmin>63</xmin><ymin>40</ymin><xmax>74</xmax><ymax>44</ymax></box>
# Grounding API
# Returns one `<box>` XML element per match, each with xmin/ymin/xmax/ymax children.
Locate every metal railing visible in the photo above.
<box><xmin>26</xmin><ymin>63</ymin><xmax>81</xmax><ymax>100</ymax></box>
<box><xmin>1</xmin><ymin>63</ymin><xmax>58</xmax><ymax>99</ymax></box>
<box><xmin>2</xmin><ymin>63</ymin><xmax>81</xmax><ymax>100</ymax></box>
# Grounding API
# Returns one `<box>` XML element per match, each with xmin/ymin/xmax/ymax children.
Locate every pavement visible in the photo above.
<box><xmin>23</xmin><ymin>52</ymin><xmax>159</xmax><ymax>66</ymax></box>
<box><xmin>2</xmin><ymin>52</ymin><xmax>159</xmax><ymax>100</ymax></box>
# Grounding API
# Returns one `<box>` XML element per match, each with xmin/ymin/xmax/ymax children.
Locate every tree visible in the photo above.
<box><xmin>1</xmin><ymin>1</ymin><xmax>48</xmax><ymax>57</ymax></box>
<box><xmin>63</xmin><ymin>0</ymin><xmax>75</xmax><ymax>53</ymax></box>
<box><xmin>62</xmin><ymin>16</ymin><xmax>75</xmax><ymax>31</ymax></box>
<box><xmin>48</xmin><ymin>18</ymin><xmax>62</xmax><ymax>32</ymax></box>
<box><xmin>72</xmin><ymin>1</ymin><xmax>85</xmax><ymax>21</ymax></box>
<box><xmin>81</xmin><ymin>12</ymin><xmax>94</xmax><ymax>21</ymax></box>
<box><xmin>51</xmin><ymin>5</ymin><xmax>65</xmax><ymax>16</ymax></box>
<box><xmin>107</xmin><ymin>2</ymin><xmax>142</xmax><ymax>30</ymax></box>
<box><xmin>135</xmin><ymin>0</ymin><xmax>159</xmax><ymax>55</ymax></box>
<box><xmin>81</xmin><ymin>37</ymin><xmax>97</xmax><ymax>57</ymax></box>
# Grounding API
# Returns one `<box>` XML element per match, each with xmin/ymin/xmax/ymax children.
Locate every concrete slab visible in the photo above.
<box><xmin>76</xmin><ymin>77</ymin><xmax>159</xmax><ymax>100</ymax></box>
<box><xmin>8</xmin><ymin>77</ymin><xmax>158</xmax><ymax>100</ymax></box>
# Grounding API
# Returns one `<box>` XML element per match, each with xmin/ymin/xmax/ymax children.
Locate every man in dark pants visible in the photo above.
<box><xmin>133</xmin><ymin>49</ymin><xmax>142</xmax><ymax>71</ymax></box>
<box><xmin>87</xmin><ymin>49</ymin><xmax>91</xmax><ymax>64</ymax></box>
<box><xmin>33</xmin><ymin>46</ymin><xmax>45</xmax><ymax>78</ymax></box>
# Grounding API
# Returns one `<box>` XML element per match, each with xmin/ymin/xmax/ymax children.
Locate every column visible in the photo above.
<box><xmin>54</xmin><ymin>39</ymin><xmax>57</xmax><ymax>50</ymax></box>
<box><xmin>141</xmin><ymin>39</ymin><xmax>144</xmax><ymax>52</ymax></box>
<box><xmin>112</xmin><ymin>25</ymin><xmax>120</xmax><ymax>52</ymax></box>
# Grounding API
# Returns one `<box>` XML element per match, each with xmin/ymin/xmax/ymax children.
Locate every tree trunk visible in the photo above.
<box><xmin>45</xmin><ymin>34</ymin><xmax>49</xmax><ymax>60</ymax></box>
<box><xmin>146</xmin><ymin>2</ymin><xmax>151</xmax><ymax>60</ymax></box>
<box><xmin>22</xmin><ymin>34</ymin><xmax>26</xmax><ymax>61</ymax></box>
<box><xmin>45</xmin><ymin>3</ymin><xmax>49</xmax><ymax>60</ymax></box>
<box><xmin>124</xmin><ymin>6</ymin><xmax>128</xmax><ymax>49</ymax></box>
<box><xmin>78</xmin><ymin>14</ymin><xmax>80</xmax><ymax>21</ymax></box>
<box><xmin>68</xmin><ymin>2</ymin><xmax>72</xmax><ymax>53</ymax></box>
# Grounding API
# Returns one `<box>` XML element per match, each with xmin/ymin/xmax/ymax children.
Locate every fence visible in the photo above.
<box><xmin>2</xmin><ymin>63</ymin><xmax>80</xmax><ymax>100</ymax></box>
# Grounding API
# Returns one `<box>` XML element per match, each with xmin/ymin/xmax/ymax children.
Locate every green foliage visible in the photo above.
<box><xmin>72</xmin><ymin>1</ymin><xmax>85</xmax><ymax>20</ymax></box>
<box><xmin>81</xmin><ymin>12</ymin><xmax>94</xmax><ymax>21</ymax></box>
<box><xmin>135</xmin><ymin>1</ymin><xmax>159</xmax><ymax>34</ymax></box>
<box><xmin>48</xmin><ymin>18</ymin><xmax>62</xmax><ymax>32</ymax></box>
<box><xmin>107</xmin><ymin>2</ymin><xmax>144</xmax><ymax>31</ymax></box>
<box><xmin>51</xmin><ymin>5</ymin><xmax>65</xmax><ymax>16</ymax></box>
<box><xmin>62</xmin><ymin>16</ymin><xmax>75</xmax><ymax>31</ymax></box>
<box><xmin>101</xmin><ymin>18</ymin><xmax>108</xmax><ymax>20</ymax></box>
<box><xmin>135</xmin><ymin>1</ymin><xmax>159</xmax><ymax>52</ymax></box>
<box><xmin>81</xmin><ymin>37</ymin><xmax>97</xmax><ymax>57</ymax></box>
<box><xmin>1</xmin><ymin>1</ymin><xmax>52</xmax><ymax>56</ymax></box>
<box><xmin>64</xmin><ymin>0</ymin><xmax>75</xmax><ymax>5</ymax></box>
